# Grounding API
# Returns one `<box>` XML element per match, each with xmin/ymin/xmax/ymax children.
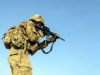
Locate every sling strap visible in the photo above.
<box><xmin>38</xmin><ymin>42</ymin><xmax>55</xmax><ymax>54</ymax></box>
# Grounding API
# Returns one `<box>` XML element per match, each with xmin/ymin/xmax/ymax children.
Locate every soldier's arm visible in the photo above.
<box><xmin>27</xmin><ymin>40</ymin><xmax>49</xmax><ymax>55</ymax></box>
<box><xmin>26</xmin><ymin>21</ymin><xmax>43</xmax><ymax>42</ymax></box>
<box><xmin>37</xmin><ymin>36</ymin><xmax>57</xmax><ymax>49</ymax></box>
<box><xmin>28</xmin><ymin>37</ymin><xmax>57</xmax><ymax>55</ymax></box>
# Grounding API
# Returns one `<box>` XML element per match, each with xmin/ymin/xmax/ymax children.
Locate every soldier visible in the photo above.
<box><xmin>7</xmin><ymin>14</ymin><xmax>59</xmax><ymax>75</ymax></box>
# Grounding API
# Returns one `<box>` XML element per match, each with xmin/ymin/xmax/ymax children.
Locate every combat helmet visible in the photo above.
<box><xmin>30</xmin><ymin>14</ymin><xmax>45</xmax><ymax>25</ymax></box>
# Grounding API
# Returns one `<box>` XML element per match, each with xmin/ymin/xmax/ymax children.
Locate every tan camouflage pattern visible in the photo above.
<box><xmin>27</xmin><ymin>40</ymin><xmax>49</xmax><ymax>55</ymax></box>
<box><xmin>3</xmin><ymin>26</ymin><xmax>17</xmax><ymax>49</ymax></box>
<box><xmin>30</xmin><ymin>14</ymin><xmax>45</xmax><ymax>25</ymax></box>
<box><xmin>8</xmin><ymin>46</ymin><xmax>32</xmax><ymax>75</ymax></box>
<box><xmin>25</xmin><ymin>20</ymin><xmax>44</xmax><ymax>42</ymax></box>
<box><xmin>8</xmin><ymin>20</ymin><xmax>49</xmax><ymax>75</ymax></box>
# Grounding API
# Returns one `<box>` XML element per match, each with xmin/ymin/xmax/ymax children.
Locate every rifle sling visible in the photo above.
<box><xmin>38</xmin><ymin>42</ymin><xmax>54</xmax><ymax>54</ymax></box>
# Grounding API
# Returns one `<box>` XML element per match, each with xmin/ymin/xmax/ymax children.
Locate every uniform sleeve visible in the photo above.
<box><xmin>26</xmin><ymin>21</ymin><xmax>43</xmax><ymax>42</ymax></box>
<box><xmin>27</xmin><ymin>40</ymin><xmax>49</xmax><ymax>55</ymax></box>
<box><xmin>27</xmin><ymin>34</ymin><xmax>56</xmax><ymax>55</ymax></box>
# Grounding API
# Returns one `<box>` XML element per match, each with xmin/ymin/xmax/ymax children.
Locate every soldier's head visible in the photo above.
<box><xmin>30</xmin><ymin>14</ymin><xmax>45</xmax><ymax>27</ymax></box>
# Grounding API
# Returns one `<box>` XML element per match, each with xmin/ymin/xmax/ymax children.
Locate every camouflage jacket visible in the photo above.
<box><xmin>9</xmin><ymin>20</ymin><xmax>49</xmax><ymax>55</ymax></box>
<box><xmin>8</xmin><ymin>20</ymin><xmax>49</xmax><ymax>69</ymax></box>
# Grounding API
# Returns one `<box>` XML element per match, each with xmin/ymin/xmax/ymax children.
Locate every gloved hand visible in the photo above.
<box><xmin>49</xmin><ymin>33</ymin><xmax>60</xmax><ymax>42</ymax></box>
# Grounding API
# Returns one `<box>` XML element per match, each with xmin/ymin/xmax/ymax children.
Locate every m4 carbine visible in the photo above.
<box><xmin>35</xmin><ymin>25</ymin><xmax>65</xmax><ymax>54</ymax></box>
<box><xmin>35</xmin><ymin>25</ymin><xmax>65</xmax><ymax>41</ymax></box>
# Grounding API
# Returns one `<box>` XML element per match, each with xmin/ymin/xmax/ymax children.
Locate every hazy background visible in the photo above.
<box><xmin>0</xmin><ymin>0</ymin><xmax>100</xmax><ymax>75</ymax></box>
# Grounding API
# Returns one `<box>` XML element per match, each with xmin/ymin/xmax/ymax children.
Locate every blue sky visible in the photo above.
<box><xmin>0</xmin><ymin>0</ymin><xmax>100</xmax><ymax>75</ymax></box>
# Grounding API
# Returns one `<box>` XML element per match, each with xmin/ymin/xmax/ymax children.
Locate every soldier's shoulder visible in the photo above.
<box><xmin>19</xmin><ymin>20</ymin><xmax>34</xmax><ymax>28</ymax></box>
<box><xmin>18</xmin><ymin>20</ymin><xmax>30</xmax><ymax>26</ymax></box>
<box><xmin>21</xmin><ymin>20</ymin><xmax>32</xmax><ymax>23</ymax></box>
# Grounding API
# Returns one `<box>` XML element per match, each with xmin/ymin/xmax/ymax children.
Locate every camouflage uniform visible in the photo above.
<box><xmin>8</xmin><ymin>15</ymin><xmax>50</xmax><ymax>75</ymax></box>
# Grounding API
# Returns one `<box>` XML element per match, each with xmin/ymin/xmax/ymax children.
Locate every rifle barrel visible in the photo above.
<box><xmin>58</xmin><ymin>37</ymin><xmax>65</xmax><ymax>41</ymax></box>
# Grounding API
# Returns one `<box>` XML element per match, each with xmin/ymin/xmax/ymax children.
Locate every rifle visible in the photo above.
<box><xmin>35</xmin><ymin>25</ymin><xmax>65</xmax><ymax>54</ymax></box>
<box><xmin>35</xmin><ymin>25</ymin><xmax>65</xmax><ymax>41</ymax></box>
